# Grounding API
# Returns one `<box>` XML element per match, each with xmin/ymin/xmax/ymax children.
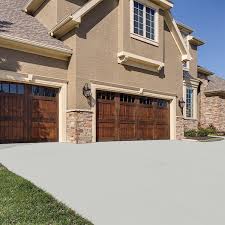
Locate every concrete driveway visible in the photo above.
<box><xmin>0</xmin><ymin>141</ymin><xmax>225</xmax><ymax>225</ymax></box>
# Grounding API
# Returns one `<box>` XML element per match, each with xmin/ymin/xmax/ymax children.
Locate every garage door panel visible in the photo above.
<box><xmin>119</xmin><ymin>123</ymin><xmax>136</xmax><ymax>140</ymax></box>
<box><xmin>97</xmin><ymin>122</ymin><xmax>115</xmax><ymax>141</ymax></box>
<box><xmin>154</xmin><ymin>125</ymin><xmax>170</xmax><ymax>140</ymax></box>
<box><xmin>0</xmin><ymin>82</ymin><xmax>58</xmax><ymax>143</ymax></box>
<box><xmin>119</xmin><ymin>103</ymin><xmax>136</xmax><ymax>121</ymax></box>
<box><xmin>32</xmin><ymin>124</ymin><xmax>57</xmax><ymax>141</ymax></box>
<box><xmin>137</xmin><ymin>124</ymin><xmax>154</xmax><ymax>140</ymax></box>
<box><xmin>97</xmin><ymin>91</ymin><xmax>170</xmax><ymax>142</ymax></box>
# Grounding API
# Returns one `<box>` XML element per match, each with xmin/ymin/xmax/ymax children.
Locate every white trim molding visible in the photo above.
<box><xmin>0</xmin><ymin>69</ymin><xmax>67</xmax><ymax>142</ymax></box>
<box><xmin>0</xmin><ymin>34</ymin><xmax>72</xmax><ymax>61</ymax></box>
<box><xmin>117</xmin><ymin>51</ymin><xmax>164</xmax><ymax>72</ymax></box>
<box><xmin>90</xmin><ymin>81</ymin><xmax>177</xmax><ymax>142</ymax></box>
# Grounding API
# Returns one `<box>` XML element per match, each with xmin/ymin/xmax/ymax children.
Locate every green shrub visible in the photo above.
<box><xmin>197</xmin><ymin>128</ymin><xmax>209</xmax><ymax>137</ymax></box>
<box><xmin>206</xmin><ymin>124</ymin><xmax>217</xmax><ymax>135</ymax></box>
<box><xmin>184</xmin><ymin>129</ymin><xmax>197</xmax><ymax>137</ymax></box>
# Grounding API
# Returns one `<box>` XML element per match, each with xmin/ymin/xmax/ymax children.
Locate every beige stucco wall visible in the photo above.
<box><xmin>189</xmin><ymin>44</ymin><xmax>198</xmax><ymax>78</ymax></box>
<box><xmin>34</xmin><ymin>0</ymin><xmax>58</xmax><ymax>30</ymax></box>
<box><xmin>34</xmin><ymin>0</ymin><xmax>88</xmax><ymax>30</ymax></box>
<box><xmin>65</xmin><ymin>0</ymin><xmax>183</xmax><ymax>115</ymax></box>
<box><xmin>57</xmin><ymin>0</ymin><xmax>88</xmax><ymax>22</ymax></box>
<box><xmin>0</xmin><ymin>47</ymin><xmax>68</xmax><ymax>80</ymax></box>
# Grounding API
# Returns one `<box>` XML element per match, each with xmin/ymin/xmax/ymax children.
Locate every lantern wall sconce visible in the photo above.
<box><xmin>83</xmin><ymin>83</ymin><xmax>92</xmax><ymax>98</ymax></box>
<box><xmin>179</xmin><ymin>98</ymin><xmax>186</xmax><ymax>109</ymax></box>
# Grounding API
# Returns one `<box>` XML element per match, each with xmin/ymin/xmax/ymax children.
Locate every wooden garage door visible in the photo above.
<box><xmin>96</xmin><ymin>91</ymin><xmax>170</xmax><ymax>142</ymax></box>
<box><xmin>0</xmin><ymin>82</ymin><xmax>58</xmax><ymax>143</ymax></box>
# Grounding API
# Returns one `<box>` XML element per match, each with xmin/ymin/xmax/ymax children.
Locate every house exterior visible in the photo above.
<box><xmin>0</xmin><ymin>0</ymin><xmax>223</xmax><ymax>144</ymax></box>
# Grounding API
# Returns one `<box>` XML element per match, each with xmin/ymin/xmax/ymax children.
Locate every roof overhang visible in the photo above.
<box><xmin>198</xmin><ymin>66</ymin><xmax>214</xmax><ymax>76</ymax></box>
<box><xmin>204</xmin><ymin>90</ymin><xmax>225</xmax><ymax>96</ymax></box>
<box><xmin>117</xmin><ymin>51</ymin><xmax>164</xmax><ymax>72</ymax></box>
<box><xmin>151</xmin><ymin>0</ymin><xmax>174</xmax><ymax>9</ymax></box>
<box><xmin>183</xmin><ymin>77</ymin><xmax>200</xmax><ymax>88</ymax></box>
<box><xmin>176</xmin><ymin>22</ymin><xmax>194</xmax><ymax>34</ymax></box>
<box><xmin>189</xmin><ymin>36</ymin><xmax>205</xmax><ymax>46</ymax></box>
<box><xmin>24</xmin><ymin>0</ymin><xmax>46</xmax><ymax>14</ymax></box>
<box><xmin>0</xmin><ymin>34</ymin><xmax>72</xmax><ymax>61</ymax></box>
<box><xmin>164</xmin><ymin>11</ymin><xmax>192</xmax><ymax>62</ymax></box>
<box><xmin>50</xmin><ymin>0</ymin><xmax>104</xmax><ymax>38</ymax></box>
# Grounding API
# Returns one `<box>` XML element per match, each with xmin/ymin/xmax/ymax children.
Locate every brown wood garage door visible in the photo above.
<box><xmin>96</xmin><ymin>91</ymin><xmax>170</xmax><ymax>142</ymax></box>
<box><xmin>0</xmin><ymin>82</ymin><xmax>58</xmax><ymax>143</ymax></box>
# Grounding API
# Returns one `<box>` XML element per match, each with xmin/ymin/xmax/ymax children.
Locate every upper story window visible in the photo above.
<box><xmin>131</xmin><ymin>1</ymin><xmax>158</xmax><ymax>45</ymax></box>
<box><xmin>186</xmin><ymin>87</ymin><xmax>194</xmax><ymax>118</ymax></box>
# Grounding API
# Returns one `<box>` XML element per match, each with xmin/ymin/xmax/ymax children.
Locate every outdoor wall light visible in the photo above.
<box><xmin>179</xmin><ymin>98</ymin><xmax>186</xmax><ymax>109</ymax></box>
<box><xmin>83</xmin><ymin>83</ymin><xmax>92</xmax><ymax>98</ymax></box>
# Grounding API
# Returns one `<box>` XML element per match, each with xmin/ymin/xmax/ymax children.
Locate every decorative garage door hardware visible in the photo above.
<box><xmin>0</xmin><ymin>82</ymin><xmax>58</xmax><ymax>144</ymax></box>
<box><xmin>96</xmin><ymin>91</ymin><xmax>170</xmax><ymax>142</ymax></box>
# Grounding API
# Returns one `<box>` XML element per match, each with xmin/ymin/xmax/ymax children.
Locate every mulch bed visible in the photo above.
<box><xmin>185</xmin><ymin>136</ymin><xmax>224</xmax><ymax>142</ymax></box>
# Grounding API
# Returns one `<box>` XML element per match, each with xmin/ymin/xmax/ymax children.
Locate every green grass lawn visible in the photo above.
<box><xmin>0</xmin><ymin>164</ymin><xmax>93</xmax><ymax>225</ymax></box>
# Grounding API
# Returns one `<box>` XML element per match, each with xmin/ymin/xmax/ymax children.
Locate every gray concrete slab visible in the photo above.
<box><xmin>0</xmin><ymin>141</ymin><xmax>225</xmax><ymax>225</ymax></box>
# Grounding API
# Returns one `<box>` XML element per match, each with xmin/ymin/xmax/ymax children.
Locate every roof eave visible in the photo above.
<box><xmin>151</xmin><ymin>0</ymin><xmax>174</xmax><ymax>9</ymax></box>
<box><xmin>189</xmin><ymin>36</ymin><xmax>205</xmax><ymax>46</ymax></box>
<box><xmin>24</xmin><ymin>0</ymin><xmax>46</xmax><ymax>14</ymax></box>
<box><xmin>176</xmin><ymin>22</ymin><xmax>194</xmax><ymax>34</ymax></box>
<box><xmin>204</xmin><ymin>90</ymin><xmax>225</xmax><ymax>96</ymax></box>
<box><xmin>0</xmin><ymin>34</ymin><xmax>72</xmax><ymax>61</ymax></box>
<box><xmin>198</xmin><ymin>66</ymin><xmax>214</xmax><ymax>76</ymax></box>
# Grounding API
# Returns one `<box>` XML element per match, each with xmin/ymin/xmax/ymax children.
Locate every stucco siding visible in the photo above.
<box><xmin>34</xmin><ymin>0</ymin><xmax>58</xmax><ymax>30</ymax></box>
<box><xmin>0</xmin><ymin>47</ymin><xmax>68</xmax><ymax>81</ymax></box>
<box><xmin>189</xmin><ymin>44</ymin><xmax>198</xmax><ymax>78</ymax></box>
<box><xmin>57</xmin><ymin>0</ymin><xmax>88</xmax><ymax>22</ymax></box>
<box><xmin>69</xmin><ymin>0</ymin><xmax>183</xmax><ymax>113</ymax></box>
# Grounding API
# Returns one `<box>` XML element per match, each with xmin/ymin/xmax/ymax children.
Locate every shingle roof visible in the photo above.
<box><xmin>0</xmin><ymin>0</ymin><xmax>71</xmax><ymax>52</ymax></box>
<box><xmin>205</xmin><ymin>75</ymin><xmax>225</xmax><ymax>93</ymax></box>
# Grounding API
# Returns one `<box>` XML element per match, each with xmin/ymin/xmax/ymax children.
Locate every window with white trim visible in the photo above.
<box><xmin>186</xmin><ymin>87</ymin><xmax>193</xmax><ymax>118</ymax></box>
<box><xmin>132</xmin><ymin>1</ymin><xmax>156</xmax><ymax>41</ymax></box>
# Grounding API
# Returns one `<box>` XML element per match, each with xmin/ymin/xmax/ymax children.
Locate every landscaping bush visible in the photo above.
<box><xmin>206</xmin><ymin>124</ymin><xmax>217</xmax><ymax>135</ymax></box>
<box><xmin>184</xmin><ymin>129</ymin><xmax>197</xmax><ymax>137</ymax></box>
<box><xmin>197</xmin><ymin>128</ymin><xmax>210</xmax><ymax>137</ymax></box>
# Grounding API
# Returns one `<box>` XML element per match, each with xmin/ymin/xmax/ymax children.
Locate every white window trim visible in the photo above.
<box><xmin>183</xmin><ymin>82</ymin><xmax>198</xmax><ymax>120</ymax></box>
<box><xmin>130</xmin><ymin>0</ymin><xmax>159</xmax><ymax>46</ymax></box>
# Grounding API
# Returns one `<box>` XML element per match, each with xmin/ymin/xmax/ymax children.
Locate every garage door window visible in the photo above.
<box><xmin>0</xmin><ymin>82</ymin><xmax>24</xmax><ymax>94</ymax></box>
<box><xmin>32</xmin><ymin>86</ymin><xmax>57</xmax><ymax>97</ymax></box>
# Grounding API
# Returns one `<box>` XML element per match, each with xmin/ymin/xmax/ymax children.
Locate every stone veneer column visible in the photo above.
<box><xmin>176</xmin><ymin>116</ymin><xmax>184</xmax><ymax>140</ymax></box>
<box><xmin>66</xmin><ymin>110</ymin><xmax>93</xmax><ymax>144</ymax></box>
<box><xmin>183</xmin><ymin>119</ymin><xmax>198</xmax><ymax>131</ymax></box>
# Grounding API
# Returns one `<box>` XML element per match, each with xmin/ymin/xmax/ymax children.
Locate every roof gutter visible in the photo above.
<box><xmin>0</xmin><ymin>34</ymin><xmax>72</xmax><ymax>61</ymax></box>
